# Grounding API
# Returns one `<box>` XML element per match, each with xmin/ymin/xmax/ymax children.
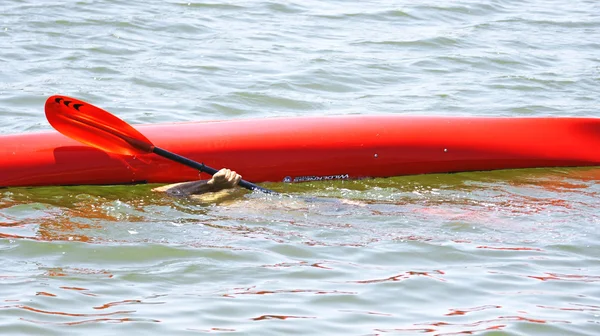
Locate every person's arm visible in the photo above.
<box><xmin>152</xmin><ymin>168</ymin><xmax>242</xmax><ymax>197</ymax></box>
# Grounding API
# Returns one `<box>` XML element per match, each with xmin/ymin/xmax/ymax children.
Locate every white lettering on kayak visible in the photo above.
<box><xmin>283</xmin><ymin>174</ymin><xmax>350</xmax><ymax>183</ymax></box>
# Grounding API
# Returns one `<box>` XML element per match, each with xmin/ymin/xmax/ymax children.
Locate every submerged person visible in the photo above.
<box><xmin>153</xmin><ymin>168</ymin><xmax>366</xmax><ymax>213</ymax></box>
<box><xmin>152</xmin><ymin>168</ymin><xmax>243</xmax><ymax>201</ymax></box>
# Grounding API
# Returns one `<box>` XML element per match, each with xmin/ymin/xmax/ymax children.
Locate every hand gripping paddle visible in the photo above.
<box><xmin>44</xmin><ymin>95</ymin><xmax>276</xmax><ymax>194</ymax></box>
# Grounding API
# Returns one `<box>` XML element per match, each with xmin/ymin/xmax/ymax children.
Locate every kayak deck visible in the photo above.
<box><xmin>2</xmin><ymin>115</ymin><xmax>600</xmax><ymax>187</ymax></box>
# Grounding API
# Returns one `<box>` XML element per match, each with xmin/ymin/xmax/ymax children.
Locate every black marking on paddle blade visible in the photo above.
<box><xmin>73</xmin><ymin>104</ymin><xmax>83</xmax><ymax>111</ymax></box>
<box><xmin>54</xmin><ymin>97</ymin><xmax>63</xmax><ymax>103</ymax></box>
<box><xmin>64</xmin><ymin>100</ymin><xmax>72</xmax><ymax>107</ymax></box>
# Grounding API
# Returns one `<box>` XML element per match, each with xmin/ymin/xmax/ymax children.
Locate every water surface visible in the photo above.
<box><xmin>1</xmin><ymin>0</ymin><xmax>600</xmax><ymax>335</ymax></box>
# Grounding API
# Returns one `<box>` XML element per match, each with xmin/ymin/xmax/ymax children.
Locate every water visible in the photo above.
<box><xmin>1</xmin><ymin>0</ymin><xmax>600</xmax><ymax>335</ymax></box>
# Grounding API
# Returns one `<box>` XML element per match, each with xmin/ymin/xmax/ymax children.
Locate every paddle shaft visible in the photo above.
<box><xmin>152</xmin><ymin>147</ymin><xmax>276</xmax><ymax>194</ymax></box>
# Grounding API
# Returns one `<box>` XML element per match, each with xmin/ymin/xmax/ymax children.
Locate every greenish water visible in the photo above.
<box><xmin>2</xmin><ymin>0</ymin><xmax>600</xmax><ymax>335</ymax></box>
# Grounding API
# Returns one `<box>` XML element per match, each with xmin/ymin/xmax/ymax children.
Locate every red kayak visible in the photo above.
<box><xmin>1</xmin><ymin>115</ymin><xmax>600</xmax><ymax>187</ymax></box>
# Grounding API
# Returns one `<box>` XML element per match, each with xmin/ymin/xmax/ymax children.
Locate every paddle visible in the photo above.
<box><xmin>44</xmin><ymin>95</ymin><xmax>276</xmax><ymax>194</ymax></box>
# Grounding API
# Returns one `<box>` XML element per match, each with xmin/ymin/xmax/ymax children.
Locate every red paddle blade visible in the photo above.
<box><xmin>45</xmin><ymin>95</ymin><xmax>154</xmax><ymax>156</ymax></box>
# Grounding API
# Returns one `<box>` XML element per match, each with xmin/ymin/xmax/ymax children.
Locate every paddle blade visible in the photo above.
<box><xmin>45</xmin><ymin>95</ymin><xmax>154</xmax><ymax>156</ymax></box>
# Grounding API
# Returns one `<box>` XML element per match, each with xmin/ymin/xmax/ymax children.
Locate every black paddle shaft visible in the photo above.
<box><xmin>152</xmin><ymin>147</ymin><xmax>276</xmax><ymax>194</ymax></box>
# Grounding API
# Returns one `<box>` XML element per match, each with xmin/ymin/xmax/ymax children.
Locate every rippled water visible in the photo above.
<box><xmin>2</xmin><ymin>0</ymin><xmax>600</xmax><ymax>335</ymax></box>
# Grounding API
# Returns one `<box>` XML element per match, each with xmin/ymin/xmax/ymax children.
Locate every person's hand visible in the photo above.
<box><xmin>207</xmin><ymin>168</ymin><xmax>242</xmax><ymax>191</ymax></box>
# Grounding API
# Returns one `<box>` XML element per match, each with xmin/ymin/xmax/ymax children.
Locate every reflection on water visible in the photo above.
<box><xmin>2</xmin><ymin>168</ymin><xmax>600</xmax><ymax>334</ymax></box>
<box><xmin>2</xmin><ymin>167</ymin><xmax>599</xmax><ymax>244</ymax></box>
<box><xmin>3</xmin><ymin>0</ymin><xmax>600</xmax><ymax>333</ymax></box>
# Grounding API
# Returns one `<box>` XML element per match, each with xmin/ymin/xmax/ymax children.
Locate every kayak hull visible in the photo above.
<box><xmin>2</xmin><ymin>115</ymin><xmax>600</xmax><ymax>187</ymax></box>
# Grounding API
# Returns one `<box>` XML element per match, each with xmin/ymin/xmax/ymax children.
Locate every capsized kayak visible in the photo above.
<box><xmin>1</xmin><ymin>115</ymin><xmax>600</xmax><ymax>187</ymax></box>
